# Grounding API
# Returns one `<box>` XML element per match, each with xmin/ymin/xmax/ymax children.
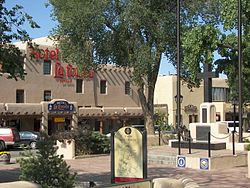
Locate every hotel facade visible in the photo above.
<box><xmin>1</xmin><ymin>37</ymin><xmax>249</xmax><ymax>134</ymax></box>
<box><xmin>0</xmin><ymin>37</ymin><xmax>150</xmax><ymax>135</ymax></box>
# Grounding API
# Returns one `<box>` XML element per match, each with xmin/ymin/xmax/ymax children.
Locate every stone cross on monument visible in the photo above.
<box><xmin>197</xmin><ymin>63</ymin><xmax>218</xmax><ymax>102</ymax></box>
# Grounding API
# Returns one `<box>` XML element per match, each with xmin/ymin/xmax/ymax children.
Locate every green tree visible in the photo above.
<box><xmin>18</xmin><ymin>133</ymin><xmax>76</xmax><ymax>188</ymax></box>
<box><xmin>48</xmin><ymin>0</ymin><xmax>223</xmax><ymax>134</ymax></box>
<box><xmin>0</xmin><ymin>0</ymin><xmax>39</xmax><ymax>80</ymax></box>
<box><xmin>182</xmin><ymin>0</ymin><xmax>250</xmax><ymax>102</ymax></box>
<box><xmin>48</xmin><ymin>0</ymin><xmax>177</xmax><ymax>134</ymax></box>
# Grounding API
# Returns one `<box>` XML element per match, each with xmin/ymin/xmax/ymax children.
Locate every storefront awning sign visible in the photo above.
<box><xmin>48</xmin><ymin>100</ymin><xmax>75</xmax><ymax>113</ymax></box>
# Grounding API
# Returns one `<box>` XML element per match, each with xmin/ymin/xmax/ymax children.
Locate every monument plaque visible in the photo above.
<box><xmin>196</xmin><ymin>126</ymin><xmax>210</xmax><ymax>141</ymax></box>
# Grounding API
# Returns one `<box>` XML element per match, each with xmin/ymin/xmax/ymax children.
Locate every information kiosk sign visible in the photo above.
<box><xmin>111</xmin><ymin>126</ymin><xmax>147</xmax><ymax>183</ymax></box>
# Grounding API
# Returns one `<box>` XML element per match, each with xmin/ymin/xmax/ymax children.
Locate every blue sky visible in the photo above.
<box><xmin>4</xmin><ymin>0</ymin><xmax>181</xmax><ymax>75</ymax></box>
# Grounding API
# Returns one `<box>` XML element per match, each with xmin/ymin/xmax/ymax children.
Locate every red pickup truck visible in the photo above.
<box><xmin>0</xmin><ymin>127</ymin><xmax>20</xmax><ymax>151</ymax></box>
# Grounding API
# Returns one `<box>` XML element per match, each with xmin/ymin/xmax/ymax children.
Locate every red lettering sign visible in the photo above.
<box><xmin>54</xmin><ymin>62</ymin><xmax>65</xmax><ymax>78</ymax></box>
<box><xmin>66</xmin><ymin>64</ymin><xmax>80</xmax><ymax>78</ymax></box>
<box><xmin>32</xmin><ymin>48</ymin><xmax>59</xmax><ymax>61</ymax></box>
<box><xmin>32</xmin><ymin>48</ymin><xmax>94</xmax><ymax>80</ymax></box>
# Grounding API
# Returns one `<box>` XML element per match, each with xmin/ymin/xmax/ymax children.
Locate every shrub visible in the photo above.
<box><xmin>52</xmin><ymin>128</ymin><xmax>110</xmax><ymax>155</ymax></box>
<box><xmin>74</xmin><ymin>130</ymin><xmax>110</xmax><ymax>155</ymax></box>
<box><xmin>87</xmin><ymin>131</ymin><xmax>110</xmax><ymax>154</ymax></box>
<box><xmin>18</xmin><ymin>133</ymin><xmax>76</xmax><ymax>188</ymax></box>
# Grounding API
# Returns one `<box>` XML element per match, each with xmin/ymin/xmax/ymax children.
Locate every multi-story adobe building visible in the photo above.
<box><xmin>154</xmin><ymin>74</ymin><xmax>250</xmax><ymax>131</ymax></box>
<box><xmin>0</xmin><ymin>37</ymin><xmax>154</xmax><ymax>135</ymax></box>
<box><xmin>2</xmin><ymin>37</ymin><xmax>248</xmax><ymax>135</ymax></box>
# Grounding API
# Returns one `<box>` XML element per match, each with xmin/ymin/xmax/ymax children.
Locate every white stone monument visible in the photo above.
<box><xmin>189</xmin><ymin>103</ymin><xmax>229</xmax><ymax>145</ymax></box>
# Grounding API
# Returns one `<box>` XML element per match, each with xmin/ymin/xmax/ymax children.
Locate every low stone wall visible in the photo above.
<box><xmin>56</xmin><ymin>139</ymin><xmax>75</xmax><ymax>159</ymax></box>
<box><xmin>153</xmin><ymin>178</ymin><xmax>199</xmax><ymax>188</ymax></box>
<box><xmin>0</xmin><ymin>181</ymin><xmax>41</xmax><ymax>188</ymax></box>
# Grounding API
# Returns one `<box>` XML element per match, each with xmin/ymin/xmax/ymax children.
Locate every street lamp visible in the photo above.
<box><xmin>174</xmin><ymin>94</ymin><xmax>183</xmax><ymax>103</ymax></box>
<box><xmin>175</xmin><ymin>93</ymin><xmax>183</xmax><ymax>155</ymax></box>
<box><xmin>238</xmin><ymin>0</ymin><xmax>243</xmax><ymax>142</ymax></box>
<box><xmin>176</xmin><ymin>0</ymin><xmax>181</xmax><ymax>155</ymax></box>
<box><xmin>174</xmin><ymin>94</ymin><xmax>183</xmax><ymax>126</ymax></box>
<box><xmin>232</xmin><ymin>97</ymin><xmax>238</xmax><ymax>155</ymax></box>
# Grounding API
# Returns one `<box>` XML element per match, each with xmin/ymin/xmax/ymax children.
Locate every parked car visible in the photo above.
<box><xmin>0</xmin><ymin>127</ymin><xmax>20</xmax><ymax>150</ymax></box>
<box><xmin>19</xmin><ymin>131</ymin><xmax>40</xmax><ymax>149</ymax></box>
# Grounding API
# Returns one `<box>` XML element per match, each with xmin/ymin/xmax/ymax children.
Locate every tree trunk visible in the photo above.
<box><xmin>145</xmin><ymin>112</ymin><xmax>155</xmax><ymax>135</ymax></box>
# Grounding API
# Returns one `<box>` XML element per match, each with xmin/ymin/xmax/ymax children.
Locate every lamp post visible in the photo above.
<box><xmin>176</xmin><ymin>0</ymin><xmax>181</xmax><ymax>155</ymax></box>
<box><xmin>238</xmin><ymin>0</ymin><xmax>243</xmax><ymax>142</ymax></box>
<box><xmin>232</xmin><ymin>97</ymin><xmax>238</xmax><ymax>155</ymax></box>
<box><xmin>175</xmin><ymin>94</ymin><xmax>183</xmax><ymax>155</ymax></box>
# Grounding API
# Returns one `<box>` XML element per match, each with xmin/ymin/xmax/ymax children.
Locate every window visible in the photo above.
<box><xmin>16</xmin><ymin>89</ymin><xmax>24</xmax><ymax>103</ymax></box>
<box><xmin>100</xmin><ymin>80</ymin><xmax>107</xmax><ymax>94</ymax></box>
<box><xmin>212</xmin><ymin>87</ymin><xmax>229</xmax><ymax>102</ymax></box>
<box><xmin>44</xmin><ymin>90</ymin><xmax>52</xmax><ymax>101</ymax></box>
<box><xmin>43</xmin><ymin>60</ymin><xmax>51</xmax><ymax>75</ymax></box>
<box><xmin>76</xmin><ymin>79</ymin><xmax>83</xmax><ymax>93</ymax></box>
<box><xmin>189</xmin><ymin>115</ymin><xmax>198</xmax><ymax>123</ymax></box>
<box><xmin>125</xmin><ymin>81</ymin><xmax>131</xmax><ymax>95</ymax></box>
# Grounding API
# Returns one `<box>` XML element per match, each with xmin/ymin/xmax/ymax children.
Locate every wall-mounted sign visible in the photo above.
<box><xmin>31</xmin><ymin>47</ymin><xmax>94</xmax><ymax>82</ymax></box>
<box><xmin>54</xmin><ymin>117</ymin><xmax>65</xmax><ymax>123</ymax></box>
<box><xmin>54</xmin><ymin>62</ymin><xmax>94</xmax><ymax>79</ymax></box>
<box><xmin>184</xmin><ymin>104</ymin><xmax>198</xmax><ymax>114</ymax></box>
<box><xmin>32</xmin><ymin>48</ymin><xmax>59</xmax><ymax>61</ymax></box>
<box><xmin>48</xmin><ymin>100</ymin><xmax>75</xmax><ymax>113</ymax></box>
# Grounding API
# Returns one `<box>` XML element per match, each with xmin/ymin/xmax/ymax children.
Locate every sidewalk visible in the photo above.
<box><xmin>0</xmin><ymin>145</ymin><xmax>249</xmax><ymax>188</ymax></box>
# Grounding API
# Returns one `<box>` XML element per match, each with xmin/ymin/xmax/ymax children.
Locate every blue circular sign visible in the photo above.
<box><xmin>177</xmin><ymin>156</ymin><xmax>186</xmax><ymax>168</ymax></box>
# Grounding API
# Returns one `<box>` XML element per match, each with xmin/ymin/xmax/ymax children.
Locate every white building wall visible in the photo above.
<box><xmin>154</xmin><ymin>75</ymin><xmax>229</xmax><ymax>127</ymax></box>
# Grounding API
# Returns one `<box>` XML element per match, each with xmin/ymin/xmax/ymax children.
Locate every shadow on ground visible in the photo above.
<box><xmin>0</xmin><ymin>167</ymin><xmax>20</xmax><ymax>183</ymax></box>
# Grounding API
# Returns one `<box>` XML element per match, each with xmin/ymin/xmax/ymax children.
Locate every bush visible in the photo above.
<box><xmin>247</xmin><ymin>144</ymin><xmax>250</xmax><ymax>151</ymax></box>
<box><xmin>18</xmin><ymin>133</ymin><xmax>76</xmax><ymax>188</ymax></box>
<box><xmin>52</xmin><ymin>128</ymin><xmax>110</xmax><ymax>155</ymax></box>
<box><xmin>87</xmin><ymin>131</ymin><xmax>110</xmax><ymax>154</ymax></box>
<box><xmin>74</xmin><ymin>130</ymin><xmax>110</xmax><ymax>155</ymax></box>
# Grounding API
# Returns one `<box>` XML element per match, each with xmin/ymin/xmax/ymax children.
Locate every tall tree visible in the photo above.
<box><xmin>182</xmin><ymin>0</ymin><xmax>250</xmax><ymax>102</ymax></box>
<box><xmin>0</xmin><ymin>0</ymin><xmax>39</xmax><ymax>80</ymax></box>
<box><xmin>49</xmin><ymin>0</ymin><xmax>222</xmax><ymax>134</ymax></box>
<box><xmin>49</xmin><ymin>0</ymin><xmax>178</xmax><ymax>134</ymax></box>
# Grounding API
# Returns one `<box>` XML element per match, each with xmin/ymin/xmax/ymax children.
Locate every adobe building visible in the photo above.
<box><xmin>0</xmin><ymin>37</ymin><xmax>152</xmax><ymax>135</ymax></box>
<box><xmin>154</xmin><ymin>75</ymin><xmax>250</xmax><ymax>131</ymax></box>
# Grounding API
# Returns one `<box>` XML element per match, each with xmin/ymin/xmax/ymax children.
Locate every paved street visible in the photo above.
<box><xmin>0</xmin><ymin>146</ymin><xmax>250</xmax><ymax>187</ymax></box>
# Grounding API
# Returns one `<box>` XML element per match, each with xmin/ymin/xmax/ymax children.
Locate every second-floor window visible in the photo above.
<box><xmin>125</xmin><ymin>81</ymin><xmax>131</xmax><ymax>95</ymax></box>
<box><xmin>43</xmin><ymin>60</ymin><xmax>51</xmax><ymax>75</ymax></box>
<box><xmin>212</xmin><ymin>87</ymin><xmax>229</xmax><ymax>102</ymax></box>
<box><xmin>100</xmin><ymin>80</ymin><xmax>107</xmax><ymax>94</ymax></box>
<box><xmin>44</xmin><ymin>90</ymin><xmax>52</xmax><ymax>101</ymax></box>
<box><xmin>76</xmin><ymin>79</ymin><xmax>83</xmax><ymax>93</ymax></box>
<box><xmin>16</xmin><ymin>89</ymin><xmax>24</xmax><ymax>103</ymax></box>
